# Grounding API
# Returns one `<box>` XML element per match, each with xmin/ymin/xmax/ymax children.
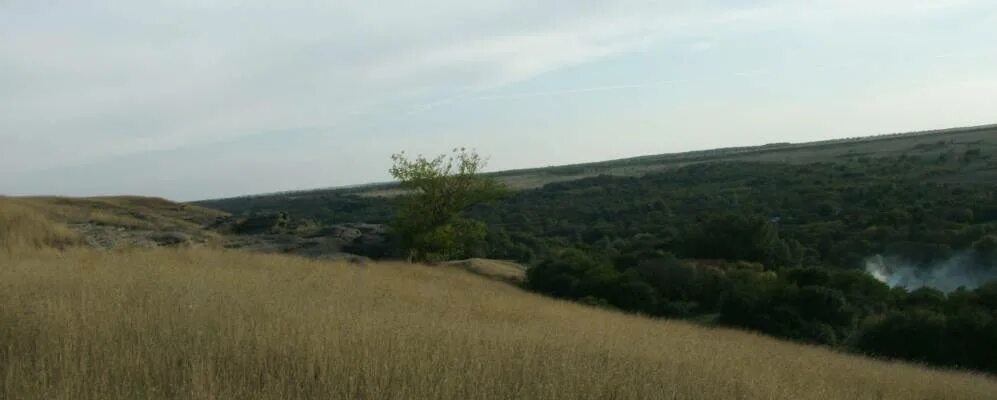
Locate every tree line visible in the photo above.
<box><xmin>207</xmin><ymin>145</ymin><xmax>997</xmax><ymax>373</ymax></box>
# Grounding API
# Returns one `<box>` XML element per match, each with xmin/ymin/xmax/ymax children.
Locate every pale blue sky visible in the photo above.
<box><xmin>2</xmin><ymin>1</ymin><xmax>996</xmax><ymax>200</ymax></box>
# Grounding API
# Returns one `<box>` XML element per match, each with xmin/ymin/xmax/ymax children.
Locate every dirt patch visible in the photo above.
<box><xmin>445</xmin><ymin>258</ymin><xmax>527</xmax><ymax>284</ymax></box>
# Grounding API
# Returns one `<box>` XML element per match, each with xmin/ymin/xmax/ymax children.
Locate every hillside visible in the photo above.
<box><xmin>194</xmin><ymin>123</ymin><xmax>997</xmax><ymax>277</ymax></box>
<box><xmin>0</xmin><ymin>196</ymin><xmax>227</xmax><ymax>251</ymax></box>
<box><xmin>198</xmin><ymin>123</ymin><xmax>997</xmax><ymax>205</ymax></box>
<box><xmin>0</xmin><ymin>196</ymin><xmax>381</xmax><ymax>261</ymax></box>
<box><xmin>190</xmin><ymin>124</ymin><xmax>997</xmax><ymax>373</ymax></box>
<box><xmin>1</xmin><ymin>200</ymin><xmax>996</xmax><ymax>399</ymax></box>
<box><xmin>195</xmin><ymin>123</ymin><xmax>997</xmax><ymax>248</ymax></box>
<box><xmin>487</xmin><ymin>123</ymin><xmax>997</xmax><ymax>190</ymax></box>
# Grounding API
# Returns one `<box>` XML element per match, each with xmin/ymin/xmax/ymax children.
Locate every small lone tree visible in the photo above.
<box><xmin>389</xmin><ymin>148</ymin><xmax>505</xmax><ymax>262</ymax></box>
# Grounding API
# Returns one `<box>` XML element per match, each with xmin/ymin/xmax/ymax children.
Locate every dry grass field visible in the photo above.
<box><xmin>2</xmin><ymin>198</ymin><xmax>997</xmax><ymax>399</ymax></box>
<box><xmin>0</xmin><ymin>198</ymin><xmax>82</xmax><ymax>252</ymax></box>
<box><xmin>1</xmin><ymin>196</ymin><xmax>225</xmax><ymax>230</ymax></box>
<box><xmin>0</xmin><ymin>196</ymin><xmax>226</xmax><ymax>250</ymax></box>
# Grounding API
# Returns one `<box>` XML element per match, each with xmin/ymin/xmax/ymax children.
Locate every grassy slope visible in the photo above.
<box><xmin>12</xmin><ymin>196</ymin><xmax>228</xmax><ymax>231</ymax></box>
<box><xmin>487</xmin><ymin>123</ymin><xmax>997</xmax><ymax>190</ymax></box>
<box><xmin>2</xmin><ymin>198</ymin><xmax>997</xmax><ymax>399</ymax></box>
<box><xmin>0</xmin><ymin>198</ymin><xmax>82</xmax><ymax>251</ymax></box>
<box><xmin>0</xmin><ymin>196</ymin><xmax>228</xmax><ymax>250</ymax></box>
<box><xmin>199</xmin><ymin>123</ymin><xmax>997</xmax><ymax>203</ymax></box>
<box><xmin>445</xmin><ymin>258</ymin><xmax>528</xmax><ymax>284</ymax></box>
<box><xmin>3</xmin><ymin>249</ymin><xmax>996</xmax><ymax>399</ymax></box>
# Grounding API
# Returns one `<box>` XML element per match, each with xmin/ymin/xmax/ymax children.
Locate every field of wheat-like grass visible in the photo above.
<box><xmin>2</xmin><ymin>197</ymin><xmax>996</xmax><ymax>399</ymax></box>
<box><xmin>0</xmin><ymin>198</ymin><xmax>81</xmax><ymax>252</ymax></box>
<box><xmin>1</xmin><ymin>246</ymin><xmax>995</xmax><ymax>400</ymax></box>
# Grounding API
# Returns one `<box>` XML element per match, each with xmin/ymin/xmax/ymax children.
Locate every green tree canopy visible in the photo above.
<box><xmin>390</xmin><ymin>148</ymin><xmax>505</xmax><ymax>262</ymax></box>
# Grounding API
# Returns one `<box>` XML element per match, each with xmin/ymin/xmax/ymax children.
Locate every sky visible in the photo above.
<box><xmin>2</xmin><ymin>1</ymin><xmax>996</xmax><ymax>201</ymax></box>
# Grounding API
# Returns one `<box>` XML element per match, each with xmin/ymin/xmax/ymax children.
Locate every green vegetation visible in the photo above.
<box><xmin>485</xmin><ymin>156</ymin><xmax>997</xmax><ymax>372</ymax></box>
<box><xmin>389</xmin><ymin>148</ymin><xmax>505</xmax><ymax>261</ymax></box>
<box><xmin>525</xmin><ymin>250</ymin><xmax>997</xmax><ymax>372</ymax></box>
<box><xmin>198</xmin><ymin>127</ymin><xmax>997</xmax><ymax>373</ymax></box>
<box><xmin>2</xmin><ymin>200</ymin><xmax>996</xmax><ymax>399</ymax></box>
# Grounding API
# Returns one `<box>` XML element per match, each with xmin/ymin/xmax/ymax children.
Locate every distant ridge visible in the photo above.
<box><xmin>197</xmin><ymin>122</ymin><xmax>997</xmax><ymax>202</ymax></box>
<box><xmin>491</xmin><ymin>122</ymin><xmax>997</xmax><ymax>176</ymax></box>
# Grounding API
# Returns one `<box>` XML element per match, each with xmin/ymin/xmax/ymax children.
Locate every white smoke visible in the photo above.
<box><xmin>865</xmin><ymin>254</ymin><xmax>997</xmax><ymax>293</ymax></box>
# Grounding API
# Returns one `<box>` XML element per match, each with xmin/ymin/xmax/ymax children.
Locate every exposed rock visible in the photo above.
<box><xmin>150</xmin><ymin>232</ymin><xmax>191</xmax><ymax>247</ymax></box>
<box><xmin>233</xmin><ymin>212</ymin><xmax>290</xmax><ymax>234</ymax></box>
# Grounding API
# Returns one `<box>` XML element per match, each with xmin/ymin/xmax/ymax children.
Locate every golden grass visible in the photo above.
<box><xmin>1</xmin><ymin>196</ymin><xmax>227</xmax><ymax>249</ymax></box>
<box><xmin>0</xmin><ymin>198</ymin><xmax>81</xmax><ymax>252</ymax></box>
<box><xmin>1</xmin><ymin>198</ymin><xmax>995</xmax><ymax>399</ymax></box>
<box><xmin>2</xmin><ymin>247</ymin><xmax>995</xmax><ymax>400</ymax></box>
<box><xmin>446</xmin><ymin>258</ymin><xmax>527</xmax><ymax>284</ymax></box>
<box><xmin>21</xmin><ymin>196</ymin><xmax>227</xmax><ymax>231</ymax></box>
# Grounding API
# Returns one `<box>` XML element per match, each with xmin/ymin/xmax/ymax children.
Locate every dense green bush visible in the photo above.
<box><xmin>525</xmin><ymin>248</ymin><xmax>997</xmax><ymax>371</ymax></box>
<box><xmin>205</xmin><ymin>148</ymin><xmax>997</xmax><ymax>372</ymax></box>
<box><xmin>389</xmin><ymin>149</ymin><xmax>505</xmax><ymax>261</ymax></box>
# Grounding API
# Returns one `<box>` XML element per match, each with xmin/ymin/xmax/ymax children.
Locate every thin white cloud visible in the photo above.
<box><xmin>475</xmin><ymin>81</ymin><xmax>689</xmax><ymax>101</ymax></box>
<box><xmin>689</xmin><ymin>41</ymin><xmax>715</xmax><ymax>52</ymax></box>
<box><xmin>1</xmin><ymin>0</ymin><xmax>995</xmax><ymax>198</ymax></box>
<box><xmin>0</xmin><ymin>1</ymin><xmax>762</xmax><ymax>173</ymax></box>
